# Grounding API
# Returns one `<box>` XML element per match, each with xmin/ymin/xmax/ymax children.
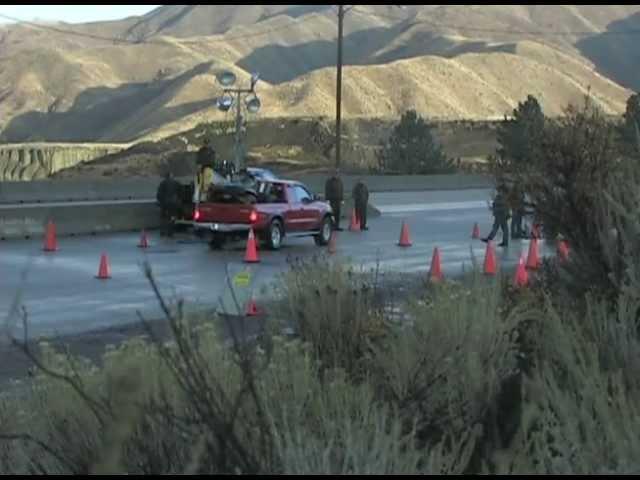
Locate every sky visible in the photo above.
<box><xmin>0</xmin><ymin>5</ymin><xmax>159</xmax><ymax>24</ymax></box>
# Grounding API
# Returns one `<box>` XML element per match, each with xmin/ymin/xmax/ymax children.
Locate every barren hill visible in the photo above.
<box><xmin>0</xmin><ymin>5</ymin><xmax>638</xmax><ymax>143</ymax></box>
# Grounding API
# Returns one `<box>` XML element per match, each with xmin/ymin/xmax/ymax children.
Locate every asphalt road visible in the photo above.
<box><xmin>0</xmin><ymin>189</ymin><xmax>554</xmax><ymax>339</ymax></box>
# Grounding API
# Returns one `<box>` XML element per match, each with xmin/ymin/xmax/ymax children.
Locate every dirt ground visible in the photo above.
<box><xmin>51</xmin><ymin>117</ymin><xmax>497</xmax><ymax>180</ymax></box>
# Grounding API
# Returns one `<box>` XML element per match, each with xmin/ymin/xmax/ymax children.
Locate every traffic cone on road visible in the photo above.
<box><xmin>514</xmin><ymin>255</ymin><xmax>529</xmax><ymax>288</ymax></box>
<box><xmin>398</xmin><ymin>221</ymin><xmax>412</xmax><ymax>247</ymax></box>
<box><xmin>557</xmin><ymin>240</ymin><xmax>570</xmax><ymax>263</ymax></box>
<box><xmin>245</xmin><ymin>298</ymin><xmax>261</xmax><ymax>317</ymax></box>
<box><xmin>138</xmin><ymin>229</ymin><xmax>149</xmax><ymax>249</ymax></box>
<box><xmin>328</xmin><ymin>230</ymin><xmax>338</xmax><ymax>255</ymax></box>
<box><xmin>349</xmin><ymin>209</ymin><xmax>361</xmax><ymax>232</ymax></box>
<box><xmin>244</xmin><ymin>228</ymin><xmax>260</xmax><ymax>263</ymax></box>
<box><xmin>483</xmin><ymin>241</ymin><xmax>497</xmax><ymax>276</ymax></box>
<box><xmin>96</xmin><ymin>253</ymin><xmax>111</xmax><ymax>280</ymax></box>
<box><xmin>429</xmin><ymin>247</ymin><xmax>444</xmax><ymax>282</ymax></box>
<box><xmin>472</xmin><ymin>223</ymin><xmax>481</xmax><ymax>240</ymax></box>
<box><xmin>43</xmin><ymin>220</ymin><xmax>58</xmax><ymax>252</ymax></box>
<box><xmin>526</xmin><ymin>238</ymin><xmax>541</xmax><ymax>270</ymax></box>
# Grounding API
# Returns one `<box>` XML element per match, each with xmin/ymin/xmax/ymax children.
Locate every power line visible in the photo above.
<box><xmin>0</xmin><ymin>10</ymin><xmax>322</xmax><ymax>47</ymax></box>
<box><xmin>0</xmin><ymin>12</ymin><xmax>139</xmax><ymax>44</ymax></box>
<box><xmin>350</xmin><ymin>6</ymin><xmax>640</xmax><ymax>37</ymax></box>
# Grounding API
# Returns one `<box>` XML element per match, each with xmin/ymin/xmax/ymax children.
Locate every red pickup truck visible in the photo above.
<box><xmin>192</xmin><ymin>179</ymin><xmax>334</xmax><ymax>250</ymax></box>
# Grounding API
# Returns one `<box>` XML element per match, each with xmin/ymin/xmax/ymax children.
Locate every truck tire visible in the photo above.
<box><xmin>266</xmin><ymin>219</ymin><xmax>284</xmax><ymax>251</ymax></box>
<box><xmin>314</xmin><ymin>215</ymin><xmax>333</xmax><ymax>246</ymax></box>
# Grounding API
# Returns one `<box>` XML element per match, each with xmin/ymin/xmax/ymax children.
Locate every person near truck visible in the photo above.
<box><xmin>482</xmin><ymin>184</ymin><xmax>510</xmax><ymax>248</ymax></box>
<box><xmin>197</xmin><ymin>138</ymin><xmax>215</xmax><ymax>167</ymax></box>
<box><xmin>195</xmin><ymin>163</ymin><xmax>215</xmax><ymax>202</ymax></box>
<box><xmin>353</xmin><ymin>178</ymin><xmax>370</xmax><ymax>231</ymax></box>
<box><xmin>325</xmin><ymin>169</ymin><xmax>344</xmax><ymax>231</ymax></box>
<box><xmin>156</xmin><ymin>171</ymin><xmax>181</xmax><ymax>237</ymax></box>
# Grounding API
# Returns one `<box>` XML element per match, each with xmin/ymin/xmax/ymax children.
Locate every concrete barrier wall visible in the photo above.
<box><xmin>293</xmin><ymin>174</ymin><xmax>493</xmax><ymax>196</ymax></box>
<box><xmin>0</xmin><ymin>174</ymin><xmax>490</xmax><ymax>239</ymax></box>
<box><xmin>0</xmin><ymin>174</ymin><xmax>493</xmax><ymax>204</ymax></box>
<box><xmin>0</xmin><ymin>202</ymin><xmax>160</xmax><ymax>240</ymax></box>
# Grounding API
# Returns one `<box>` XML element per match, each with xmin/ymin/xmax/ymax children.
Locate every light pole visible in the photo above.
<box><xmin>216</xmin><ymin>71</ymin><xmax>261</xmax><ymax>174</ymax></box>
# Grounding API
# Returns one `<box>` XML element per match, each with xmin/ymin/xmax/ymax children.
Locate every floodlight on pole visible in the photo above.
<box><xmin>216</xmin><ymin>94</ymin><xmax>234</xmax><ymax>112</ymax></box>
<box><xmin>215</xmin><ymin>70</ymin><xmax>262</xmax><ymax>173</ymax></box>
<box><xmin>217</xmin><ymin>70</ymin><xmax>237</xmax><ymax>87</ymax></box>
<box><xmin>245</xmin><ymin>94</ymin><xmax>261</xmax><ymax>114</ymax></box>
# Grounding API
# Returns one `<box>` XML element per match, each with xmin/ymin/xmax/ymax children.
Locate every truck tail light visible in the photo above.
<box><xmin>193</xmin><ymin>208</ymin><xmax>201</xmax><ymax>221</ymax></box>
<box><xmin>249</xmin><ymin>210</ymin><xmax>258</xmax><ymax>223</ymax></box>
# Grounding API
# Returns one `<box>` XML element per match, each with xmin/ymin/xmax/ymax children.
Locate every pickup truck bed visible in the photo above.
<box><xmin>192</xmin><ymin>180</ymin><xmax>334</xmax><ymax>251</ymax></box>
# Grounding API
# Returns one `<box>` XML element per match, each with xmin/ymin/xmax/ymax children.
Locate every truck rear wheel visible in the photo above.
<box><xmin>266</xmin><ymin>219</ymin><xmax>284</xmax><ymax>250</ymax></box>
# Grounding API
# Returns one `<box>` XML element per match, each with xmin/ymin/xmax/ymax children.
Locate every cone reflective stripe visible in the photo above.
<box><xmin>328</xmin><ymin>230</ymin><xmax>337</xmax><ymax>255</ymax></box>
<box><xmin>514</xmin><ymin>255</ymin><xmax>529</xmax><ymax>287</ymax></box>
<box><xmin>138</xmin><ymin>229</ymin><xmax>149</xmax><ymax>248</ymax></box>
<box><xmin>96</xmin><ymin>253</ymin><xmax>111</xmax><ymax>279</ymax></box>
<box><xmin>558</xmin><ymin>240</ymin><xmax>569</xmax><ymax>262</ymax></box>
<box><xmin>244</xmin><ymin>228</ymin><xmax>260</xmax><ymax>263</ymax></box>
<box><xmin>429</xmin><ymin>247</ymin><xmax>444</xmax><ymax>282</ymax></box>
<box><xmin>43</xmin><ymin>220</ymin><xmax>58</xmax><ymax>252</ymax></box>
<box><xmin>349</xmin><ymin>209</ymin><xmax>361</xmax><ymax>232</ymax></box>
<box><xmin>484</xmin><ymin>241</ymin><xmax>497</xmax><ymax>276</ymax></box>
<box><xmin>398</xmin><ymin>221</ymin><xmax>412</xmax><ymax>247</ymax></box>
<box><xmin>472</xmin><ymin>223</ymin><xmax>481</xmax><ymax>239</ymax></box>
<box><xmin>526</xmin><ymin>238</ymin><xmax>541</xmax><ymax>270</ymax></box>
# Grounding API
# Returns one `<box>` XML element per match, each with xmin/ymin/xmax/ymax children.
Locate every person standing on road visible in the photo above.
<box><xmin>353</xmin><ymin>178</ymin><xmax>369</xmax><ymax>231</ymax></box>
<box><xmin>156</xmin><ymin>171</ymin><xmax>181</xmax><ymax>237</ymax></box>
<box><xmin>325</xmin><ymin>169</ymin><xmax>344</xmax><ymax>231</ymax></box>
<box><xmin>482</xmin><ymin>184</ymin><xmax>510</xmax><ymax>247</ymax></box>
<box><xmin>509</xmin><ymin>184</ymin><xmax>526</xmax><ymax>240</ymax></box>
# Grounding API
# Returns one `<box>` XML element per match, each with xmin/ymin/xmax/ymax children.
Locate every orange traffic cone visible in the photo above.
<box><xmin>429</xmin><ymin>247</ymin><xmax>444</xmax><ymax>282</ymax></box>
<box><xmin>43</xmin><ymin>220</ymin><xmax>58</xmax><ymax>252</ymax></box>
<box><xmin>526</xmin><ymin>238</ymin><xmax>540</xmax><ymax>270</ymax></box>
<box><xmin>514</xmin><ymin>255</ymin><xmax>529</xmax><ymax>288</ymax></box>
<box><xmin>349</xmin><ymin>209</ymin><xmax>361</xmax><ymax>232</ymax></box>
<box><xmin>96</xmin><ymin>253</ymin><xmax>111</xmax><ymax>279</ymax></box>
<box><xmin>138</xmin><ymin>229</ymin><xmax>149</xmax><ymax>249</ymax></box>
<box><xmin>398</xmin><ymin>221</ymin><xmax>412</xmax><ymax>247</ymax></box>
<box><xmin>484</xmin><ymin>241</ymin><xmax>497</xmax><ymax>276</ymax></box>
<box><xmin>472</xmin><ymin>223</ymin><xmax>481</xmax><ymax>240</ymax></box>
<box><xmin>328</xmin><ymin>230</ymin><xmax>337</xmax><ymax>255</ymax></box>
<box><xmin>557</xmin><ymin>240</ymin><xmax>569</xmax><ymax>263</ymax></box>
<box><xmin>244</xmin><ymin>228</ymin><xmax>260</xmax><ymax>263</ymax></box>
<box><xmin>245</xmin><ymin>298</ymin><xmax>261</xmax><ymax>317</ymax></box>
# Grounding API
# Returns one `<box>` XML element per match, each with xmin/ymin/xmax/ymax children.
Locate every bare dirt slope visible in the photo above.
<box><xmin>0</xmin><ymin>5</ymin><xmax>638</xmax><ymax>143</ymax></box>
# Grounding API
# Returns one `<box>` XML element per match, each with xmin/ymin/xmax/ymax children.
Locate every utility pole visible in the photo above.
<box><xmin>233</xmin><ymin>90</ymin><xmax>243</xmax><ymax>174</ymax></box>
<box><xmin>335</xmin><ymin>4</ymin><xmax>345</xmax><ymax>171</ymax></box>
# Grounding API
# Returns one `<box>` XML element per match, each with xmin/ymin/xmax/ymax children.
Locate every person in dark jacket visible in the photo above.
<box><xmin>482</xmin><ymin>184</ymin><xmax>510</xmax><ymax>247</ymax></box>
<box><xmin>509</xmin><ymin>185</ymin><xmax>526</xmax><ymax>240</ymax></box>
<box><xmin>325</xmin><ymin>169</ymin><xmax>344</xmax><ymax>231</ymax></box>
<box><xmin>156</xmin><ymin>171</ymin><xmax>181</xmax><ymax>237</ymax></box>
<box><xmin>197</xmin><ymin>138</ymin><xmax>215</xmax><ymax>168</ymax></box>
<box><xmin>353</xmin><ymin>178</ymin><xmax>369</xmax><ymax>231</ymax></box>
